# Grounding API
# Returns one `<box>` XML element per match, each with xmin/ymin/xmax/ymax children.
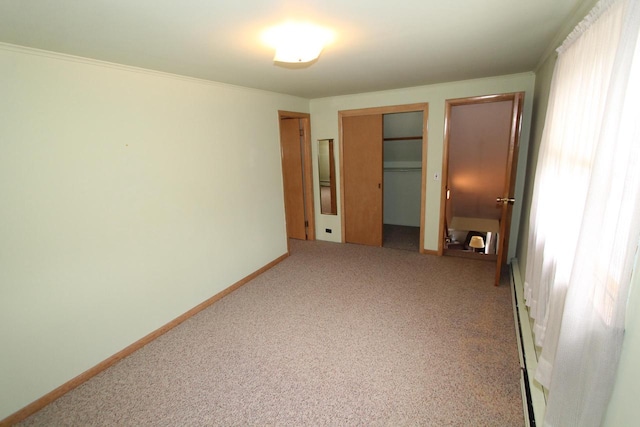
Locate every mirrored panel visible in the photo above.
<box><xmin>318</xmin><ymin>139</ymin><xmax>337</xmax><ymax>215</ymax></box>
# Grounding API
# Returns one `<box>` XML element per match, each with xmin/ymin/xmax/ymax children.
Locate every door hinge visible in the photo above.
<box><xmin>305</xmin><ymin>220</ymin><xmax>309</xmax><ymax>228</ymax></box>
<box><xmin>299</xmin><ymin>129</ymin><xmax>304</xmax><ymax>137</ymax></box>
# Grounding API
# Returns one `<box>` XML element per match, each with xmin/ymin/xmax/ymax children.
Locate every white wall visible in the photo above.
<box><xmin>383</xmin><ymin>166</ymin><xmax>422</xmax><ymax>227</ymax></box>
<box><xmin>309</xmin><ymin>73</ymin><xmax>535</xmax><ymax>253</ymax></box>
<box><xmin>0</xmin><ymin>44</ymin><xmax>308</xmax><ymax>420</ymax></box>
<box><xmin>604</xmin><ymin>260</ymin><xmax>640</xmax><ymax>425</ymax></box>
<box><xmin>383</xmin><ymin>112</ymin><xmax>422</xmax><ymax>227</ymax></box>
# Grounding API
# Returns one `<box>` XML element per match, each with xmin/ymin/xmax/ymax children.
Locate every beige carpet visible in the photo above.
<box><xmin>19</xmin><ymin>239</ymin><xmax>524</xmax><ymax>426</ymax></box>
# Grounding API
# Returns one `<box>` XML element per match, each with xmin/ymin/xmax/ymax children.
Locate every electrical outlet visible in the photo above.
<box><xmin>434</xmin><ymin>172</ymin><xmax>440</xmax><ymax>181</ymax></box>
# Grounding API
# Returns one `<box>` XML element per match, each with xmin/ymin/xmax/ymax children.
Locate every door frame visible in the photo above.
<box><xmin>438</xmin><ymin>92</ymin><xmax>524</xmax><ymax>284</ymax></box>
<box><xmin>278</xmin><ymin>111</ymin><xmax>315</xmax><ymax>244</ymax></box>
<box><xmin>338</xmin><ymin>103</ymin><xmax>429</xmax><ymax>252</ymax></box>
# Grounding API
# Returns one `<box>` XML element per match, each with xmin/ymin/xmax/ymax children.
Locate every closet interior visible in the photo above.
<box><xmin>382</xmin><ymin>111</ymin><xmax>423</xmax><ymax>251</ymax></box>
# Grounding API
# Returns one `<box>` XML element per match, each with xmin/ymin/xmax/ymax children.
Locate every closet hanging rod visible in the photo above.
<box><xmin>383</xmin><ymin>136</ymin><xmax>422</xmax><ymax>141</ymax></box>
<box><xmin>384</xmin><ymin>167</ymin><xmax>422</xmax><ymax>172</ymax></box>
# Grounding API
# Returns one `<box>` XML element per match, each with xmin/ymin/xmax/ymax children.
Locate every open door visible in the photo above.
<box><xmin>279</xmin><ymin>111</ymin><xmax>315</xmax><ymax>242</ymax></box>
<box><xmin>440</xmin><ymin>93</ymin><xmax>524</xmax><ymax>286</ymax></box>
<box><xmin>342</xmin><ymin>114</ymin><xmax>384</xmax><ymax>246</ymax></box>
<box><xmin>494</xmin><ymin>93</ymin><xmax>524</xmax><ymax>285</ymax></box>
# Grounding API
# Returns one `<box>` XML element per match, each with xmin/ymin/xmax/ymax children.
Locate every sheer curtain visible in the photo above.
<box><xmin>524</xmin><ymin>0</ymin><xmax>640</xmax><ymax>425</ymax></box>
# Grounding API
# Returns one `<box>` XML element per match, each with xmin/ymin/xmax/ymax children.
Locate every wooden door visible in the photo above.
<box><xmin>440</xmin><ymin>93</ymin><xmax>524</xmax><ymax>285</ymax></box>
<box><xmin>494</xmin><ymin>93</ymin><xmax>524</xmax><ymax>285</ymax></box>
<box><xmin>280</xmin><ymin>118</ymin><xmax>307</xmax><ymax>240</ymax></box>
<box><xmin>342</xmin><ymin>114</ymin><xmax>383</xmax><ymax>246</ymax></box>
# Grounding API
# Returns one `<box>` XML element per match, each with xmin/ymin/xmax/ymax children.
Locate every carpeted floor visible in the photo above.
<box><xmin>383</xmin><ymin>224</ymin><xmax>420</xmax><ymax>252</ymax></box>
<box><xmin>19</xmin><ymin>240</ymin><xmax>524</xmax><ymax>426</ymax></box>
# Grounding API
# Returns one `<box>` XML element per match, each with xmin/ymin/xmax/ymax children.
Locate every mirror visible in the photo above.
<box><xmin>318</xmin><ymin>139</ymin><xmax>337</xmax><ymax>215</ymax></box>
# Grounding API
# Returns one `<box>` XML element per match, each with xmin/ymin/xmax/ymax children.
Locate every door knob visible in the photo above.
<box><xmin>496</xmin><ymin>197</ymin><xmax>515</xmax><ymax>205</ymax></box>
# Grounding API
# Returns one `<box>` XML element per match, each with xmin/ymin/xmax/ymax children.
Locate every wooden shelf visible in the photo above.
<box><xmin>383</xmin><ymin>136</ymin><xmax>422</xmax><ymax>141</ymax></box>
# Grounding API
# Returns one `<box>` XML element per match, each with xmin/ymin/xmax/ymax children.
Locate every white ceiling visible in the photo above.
<box><xmin>0</xmin><ymin>0</ymin><xmax>581</xmax><ymax>99</ymax></box>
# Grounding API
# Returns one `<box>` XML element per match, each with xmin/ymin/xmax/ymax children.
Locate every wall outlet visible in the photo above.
<box><xmin>434</xmin><ymin>172</ymin><xmax>440</xmax><ymax>181</ymax></box>
<box><xmin>325</xmin><ymin>228</ymin><xmax>332</xmax><ymax>233</ymax></box>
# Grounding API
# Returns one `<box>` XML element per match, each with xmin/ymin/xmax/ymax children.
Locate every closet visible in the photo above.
<box><xmin>383</xmin><ymin>112</ymin><xmax>423</xmax><ymax>251</ymax></box>
<box><xmin>340</xmin><ymin>103</ymin><xmax>427</xmax><ymax>251</ymax></box>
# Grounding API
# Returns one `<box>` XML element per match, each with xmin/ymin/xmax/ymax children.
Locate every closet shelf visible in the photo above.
<box><xmin>383</xmin><ymin>136</ymin><xmax>422</xmax><ymax>141</ymax></box>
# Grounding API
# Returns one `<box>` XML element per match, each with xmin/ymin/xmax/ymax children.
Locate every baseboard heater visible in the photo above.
<box><xmin>510</xmin><ymin>261</ymin><xmax>546</xmax><ymax>427</ymax></box>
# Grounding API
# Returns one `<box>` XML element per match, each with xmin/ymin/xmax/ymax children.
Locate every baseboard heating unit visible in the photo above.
<box><xmin>510</xmin><ymin>260</ymin><xmax>547</xmax><ymax>427</ymax></box>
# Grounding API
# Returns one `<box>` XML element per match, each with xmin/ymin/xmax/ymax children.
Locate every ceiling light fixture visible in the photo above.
<box><xmin>262</xmin><ymin>22</ymin><xmax>334</xmax><ymax>64</ymax></box>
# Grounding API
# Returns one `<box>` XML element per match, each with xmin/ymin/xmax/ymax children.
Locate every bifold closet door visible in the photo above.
<box><xmin>343</xmin><ymin>114</ymin><xmax>383</xmax><ymax>246</ymax></box>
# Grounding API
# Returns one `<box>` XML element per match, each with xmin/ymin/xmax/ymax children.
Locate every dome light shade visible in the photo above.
<box><xmin>262</xmin><ymin>22</ymin><xmax>334</xmax><ymax>63</ymax></box>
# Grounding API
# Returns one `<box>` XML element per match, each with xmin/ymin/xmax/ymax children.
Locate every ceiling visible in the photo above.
<box><xmin>0</xmin><ymin>0</ymin><xmax>582</xmax><ymax>99</ymax></box>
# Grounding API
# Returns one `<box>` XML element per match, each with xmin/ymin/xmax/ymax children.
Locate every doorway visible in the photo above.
<box><xmin>339</xmin><ymin>103</ymin><xmax>428</xmax><ymax>252</ymax></box>
<box><xmin>383</xmin><ymin>112</ymin><xmax>423</xmax><ymax>251</ymax></box>
<box><xmin>440</xmin><ymin>93</ymin><xmax>524</xmax><ymax>285</ymax></box>
<box><xmin>278</xmin><ymin>111</ymin><xmax>315</xmax><ymax>244</ymax></box>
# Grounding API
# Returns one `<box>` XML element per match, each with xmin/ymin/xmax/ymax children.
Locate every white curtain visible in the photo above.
<box><xmin>524</xmin><ymin>0</ymin><xmax>640</xmax><ymax>425</ymax></box>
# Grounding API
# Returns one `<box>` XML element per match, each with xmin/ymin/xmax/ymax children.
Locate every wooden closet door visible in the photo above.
<box><xmin>280</xmin><ymin>118</ymin><xmax>307</xmax><ymax>240</ymax></box>
<box><xmin>343</xmin><ymin>114</ymin><xmax>383</xmax><ymax>246</ymax></box>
